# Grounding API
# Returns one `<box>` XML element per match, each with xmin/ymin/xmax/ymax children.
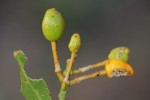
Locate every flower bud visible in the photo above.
<box><xmin>68</xmin><ymin>33</ymin><xmax>81</xmax><ymax>53</ymax></box>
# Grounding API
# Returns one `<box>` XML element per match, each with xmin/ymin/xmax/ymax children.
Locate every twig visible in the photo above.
<box><xmin>72</xmin><ymin>60</ymin><xmax>108</xmax><ymax>74</ymax></box>
<box><xmin>69</xmin><ymin>70</ymin><xmax>107</xmax><ymax>85</ymax></box>
<box><xmin>63</xmin><ymin>53</ymin><xmax>76</xmax><ymax>83</ymax></box>
<box><xmin>51</xmin><ymin>41</ymin><xmax>64</xmax><ymax>82</ymax></box>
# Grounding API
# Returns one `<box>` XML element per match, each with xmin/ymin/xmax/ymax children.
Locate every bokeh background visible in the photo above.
<box><xmin>1</xmin><ymin>0</ymin><xmax>150</xmax><ymax>100</ymax></box>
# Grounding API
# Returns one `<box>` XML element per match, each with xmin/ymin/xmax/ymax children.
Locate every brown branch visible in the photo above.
<box><xmin>69</xmin><ymin>70</ymin><xmax>107</xmax><ymax>85</ymax></box>
<box><xmin>51</xmin><ymin>41</ymin><xmax>64</xmax><ymax>82</ymax></box>
<box><xmin>72</xmin><ymin>60</ymin><xmax>108</xmax><ymax>74</ymax></box>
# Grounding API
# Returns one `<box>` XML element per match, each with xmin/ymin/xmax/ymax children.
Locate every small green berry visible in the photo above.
<box><xmin>68</xmin><ymin>33</ymin><xmax>81</xmax><ymax>53</ymax></box>
<box><xmin>108</xmin><ymin>47</ymin><xmax>129</xmax><ymax>62</ymax></box>
<box><xmin>42</xmin><ymin>8</ymin><xmax>65</xmax><ymax>41</ymax></box>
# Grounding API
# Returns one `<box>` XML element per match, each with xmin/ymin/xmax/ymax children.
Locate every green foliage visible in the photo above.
<box><xmin>42</xmin><ymin>8</ymin><xmax>65</xmax><ymax>41</ymax></box>
<box><xmin>108</xmin><ymin>47</ymin><xmax>129</xmax><ymax>62</ymax></box>
<box><xmin>14</xmin><ymin>50</ymin><xmax>52</xmax><ymax>100</ymax></box>
<box><xmin>68</xmin><ymin>33</ymin><xmax>81</xmax><ymax>53</ymax></box>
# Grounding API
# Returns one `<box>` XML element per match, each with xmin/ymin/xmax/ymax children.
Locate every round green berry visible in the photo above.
<box><xmin>42</xmin><ymin>8</ymin><xmax>65</xmax><ymax>41</ymax></box>
<box><xmin>108</xmin><ymin>47</ymin><xmax>130</xmax><ymax>62</ymax></box>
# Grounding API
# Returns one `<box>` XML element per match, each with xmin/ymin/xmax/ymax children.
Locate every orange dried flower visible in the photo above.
<box><xmin>105</xmin><ymin>59</ymin><xmax>134</xmax><ymax>78</ymax></box>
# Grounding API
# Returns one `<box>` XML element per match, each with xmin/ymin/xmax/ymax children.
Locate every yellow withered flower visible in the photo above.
<box><xmin>105</xmin><ymin>59</ymin><xmax>134</xmax><ymax>78</ymax></box>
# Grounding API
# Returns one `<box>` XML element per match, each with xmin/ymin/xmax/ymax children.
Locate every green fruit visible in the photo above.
<box><xmin>68</xmin><ymin>33</ymin><xmax>81</xmax><ymax>53</ymax></box>
<box><xmin>42</xmin><ymin>8</ymin><xmax>65</xmax><ymax>41</ymax></box>
<box><xmin>108</xmin><ymin>47</ymin><xmax>130</xmax><ymax>62</ymax></box>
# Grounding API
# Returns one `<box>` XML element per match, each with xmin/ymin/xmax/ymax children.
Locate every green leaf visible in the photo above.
<box><xmin>14</xmin><ymin>50</ymin><xmax>52</xmax><ymax>100</ymax></box>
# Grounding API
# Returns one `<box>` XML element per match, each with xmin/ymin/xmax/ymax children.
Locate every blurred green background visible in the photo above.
<box><xmin>1</xmin><ymin>0</ymin><xmax>150</xmax><ymax>100</ymax></box>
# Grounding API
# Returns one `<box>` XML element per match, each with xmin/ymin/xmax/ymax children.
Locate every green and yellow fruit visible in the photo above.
<box><xmin>42</xmin><ymin>8</ymin><xmax>65</xmax><ymax>41</ymax></box>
